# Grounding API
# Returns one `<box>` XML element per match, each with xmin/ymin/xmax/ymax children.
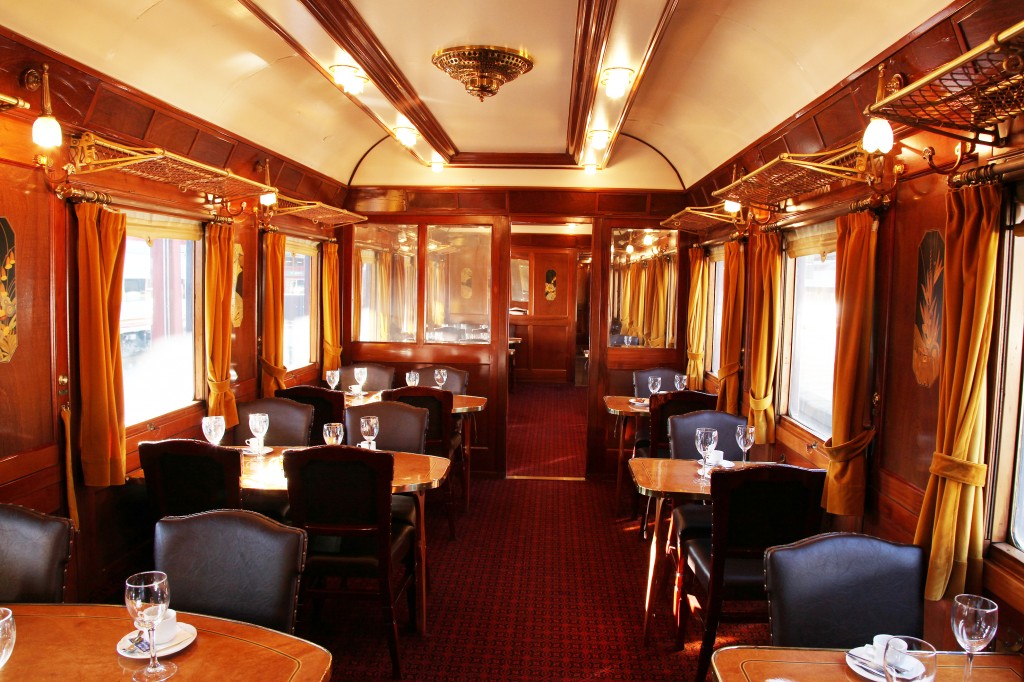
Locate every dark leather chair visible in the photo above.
<box><xmin>275</xmin><ymin>385</ymin><xmax>346</xmax><ymax>445</ymax></box>
<box><xmin>340</xmin><ymin>363</ymin><xmax>395</xmax><ymax>392</ymax></box>
<box><xmin>411</xmin><ymin>365</ymin><xmax>469</xmax><ymax>393</ymax></box>
<box><xmin>0</xmin><ymin>503</ymin><xmax>74</xmax><ymax>603</ymax></box>
<box><xmin>139</xmin><ymin>439</ymin><xmax>243</xmax><ymax>518</ymax></box>
<box><xmin>154</xmin><ymin>509</ymin><xmax>307</xmax><ymax>633</ymax></box>
<box><xmin>234</xmin><ymin>397</ymin><xmax>314</xmax><ymax>446</ymax></box>
<box><xmin>284</xmin><ymin>446</ymin><xmax>416</xmax><ymax>680</ymax></box>
<box><xmin>764</xmin><ymin>532</ymin><xmax>926</xmax><ymax>648</ymax></box>
<box><xmin>678</xmin><ymin>464</ymin><xmax>826</xmax><ymax>680</ymax></box>
<box><xmin>344</xmin><ymin>401</ymin><xmax>428</xmax><ymax>454</ymax></box>
<box><xmin>633</xmin><ymin>367</ymin><xmax>681</xmax><ymax>398</ymax></box>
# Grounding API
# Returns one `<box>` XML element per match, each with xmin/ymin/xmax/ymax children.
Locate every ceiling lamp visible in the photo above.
<box><xmin>395</xmin><ymin>125</ymin><xmax>419</xmax><ymax>148</ymax></box>
<box><xmin>600</xmin><ymin>67</ymin><xmax>634</xmax><ymax>99</ymax></box>
<box><xmin>431</xmin><ymin>151</ymin><xmax>444</xmax><ymax>173</ymax></box>
<box><xmin>584</xmin><ymin>162</ymin><xmax>598</xmax><ymax>175</ymax></box>
<box><xmin>587</xmin><ymin>129</ymin><xmax>612</xmax><ymax>150</ymax></box>
<box><xmin>432</xmin><ymin>45</ymin><xmax>534</xmax><ymax>102</ymax></box>
<box><xmin>330</xmin><ymin>64</ymin><xmax>369</xmax><ymax>95</ymax></box>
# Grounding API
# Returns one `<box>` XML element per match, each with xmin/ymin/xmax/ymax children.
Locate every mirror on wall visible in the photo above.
<box><xmin>425</xmin><ymin>225</ymin><xmax>492</xmax><ymax>343</ymax></box>
<box><xmin>608</xmin><ymin>228</ymin><xmax>678</xmax><ymax>348</ymax></box>
<box><xmin>352</xmin><ymin>224</ymin><xmax>418</xmax><ymax>343</ymax></box>
<box><xmin>511</xmin><ymin>257</ymin><xmax>529</xmax><ymax>313</ymax></box>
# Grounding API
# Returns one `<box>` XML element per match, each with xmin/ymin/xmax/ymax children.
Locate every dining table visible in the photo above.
<box><xmin>0</xmin><ymin>603</ymin><xmax>331</xmax><ymax>680</ymax></box>
<box><xmin>628</xmin><ymin>456</ymin><xmax>761</xmax><ymax>644</ymax></box>
<box><xmin>604</xmin><ymin>394</ymin><xmax>649</xmax><ymax>511</ymax></box>
<box><xmin>711</xmin><ymin>644</ymin><xmax>1024</xmax><ymax>681</ymax></box>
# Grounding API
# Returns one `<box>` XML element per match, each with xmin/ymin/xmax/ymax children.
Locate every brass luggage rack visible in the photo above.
<box><xmin>661</xmin><ymin>203</ymin><xmax>740</xmax><ymax>232</ymax></box>
<box><xmin>275</xmin><ymin>195</ymin><xmax>365</xmax><ymax>226</ymax></box>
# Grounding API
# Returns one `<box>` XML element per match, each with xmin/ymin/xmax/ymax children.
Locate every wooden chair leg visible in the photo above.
<box><xmin>381</xmin><ymin>578</ymin><xmax>402</xmax><ymax>680</ymax></box>
<box><xmin>675</xmin><ymin>555</ymin><xmax>695</xmax><ymax>651</ymax></box>
<box><xmin>694</xmin><ymin>587</ymin><xmax>723</xmax><ymax>682</ymax></box>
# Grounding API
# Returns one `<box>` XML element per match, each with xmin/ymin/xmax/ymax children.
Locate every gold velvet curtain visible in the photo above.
<box><xmin>322</xmin><ymin>241</ymin><xmax>341</xmax><ymax>376</ymax></box>
<box><xmin>260</xmin><ymin>231</ymin><xmax>287</xmax><ymax>396</ymax></box>
<box><xmin>820</xmin><ymin>212</ymin><xmax>877</xmax><ymax>516</ymax></box>
<box><xmin>746</xmin><ymin>232</ymin><xmax>782</xmax><ymax>443</ymax></box>
<box><xmin>914</xmin><ymin>184</ymin><xmax>1001</xmax><ymax>600</ymax></box>
<box><xmin>375</xmin><ymin>251</ymin><xmax>393</xmax><ymax>340</ymax></box>
<box><xmin>716</xmin><ymin>241</ymin><xmax>744</xmax><ymax>414</ymax></box>
<box><xmin>204</xmin><ymin>223</ymin><xmax>238</xmax><ymax>428</ymax></box>
<box><xmin>686</xmin><ymin>247</ymin><xmax>708</xmax><ymax>391</ymax></box>
<box><xmin>76</xmin><ymin>203</ymin><xmax>127</xmax><ymax>487</ymax></box>
<box><xmin>617</xmin><ymin>257</ymin><xmax>673</xmax><ymax>347</ymax></box>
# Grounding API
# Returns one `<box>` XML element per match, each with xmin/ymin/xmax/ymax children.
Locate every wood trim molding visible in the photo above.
<box><xmin>567</xmin><ymin>0</ymin><xmax>617</xmax><ymax>161</ymax></box>
<box><xmin>450</xmin><ymin>152</ymin><xmax>577</xmax><ymax>167</ymax></box>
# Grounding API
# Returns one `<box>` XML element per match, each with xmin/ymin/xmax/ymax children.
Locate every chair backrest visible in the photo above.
<box><xmin>633</xmin><ymin>367</ymin><xmax>682</xmax><ymax>398</ymax></box>
<box><xmin>765</xmin><ymin>532</ymin><xmax>926</xmax><ymax>648</ymax></box>
<box><xmin>381</xmin><ymin>386</ymin><xmax>454</xmax><ymax>458</ymax></box>
<box><xmin>340</xmin><ymin>363</ymin><xmax>395</xmax><ymax>392</ymax></box>
<box><xmin>139</xmin><ymin>439</ymin><xmax>243</xmax><ymax>517</ymax></box>
<box><xmin>0</xmin><ymin>503</ymin><xmax>74</xmax><ymax>602</ymax></box>
<box><xmin>275</xmin><ymin>386</ymin><xmax>346</xmax><ymax>445</ymax></box>
<box><xmin>155</xmin><ymin>509</ymin><xmax>307</xmax><ymax>633</ymax></box>
<box><xmin>668</xmin><ymin>408</ymin><xmax>747</xmax><ymax>461</ymax></box>
<box><xmin>646</xmin><ymin>391</ymin><xmax>719</xmax><ymax>457</ymax></box>
<box><xmin>344</xmin><ymin>401</ymin><xmax>428</xmax><ymax>454</ymax></box>
<box><xmin>412</xmin><ymin>365</ymin><xmax>469</xmax><ymax>394</ymax></box>
<box><xmin>234</xmin><ymin>397</ymin><xmax>314</xmax><ymax>446</ymax></box>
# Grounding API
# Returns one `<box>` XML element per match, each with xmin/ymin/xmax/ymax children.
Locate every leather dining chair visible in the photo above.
<box><xmin>633</xmin><ymin>367</ymin><xmax>682</xmax><ymax>398</ymax></box>
<box><xmin>275</xmin><ymin>385</ymin><xmax>346</xmax><ymax>445</ymax></box>
<box><xmin>678</xmin><ymin>464</ymin><xmax>826</xmax><ymax>681</ymax></box>
<box><xmin>283</xmin><ymin>445</ymin><xmax>416</xmax><ymax>680</ymax></box>
<box><xmin>234</xmin><ymin>397</ymin><xmax>314</xmax><ymax>446</ymax></box>
<box><xmin>340</xmin><ymin>363</ymin><xmax>395</xmax><ymax>392</ymax></box>
<box><xmin>411</xmin><ymin>365</ymin><xmax>469</xmax><ymax>393</ymax></box>
<box><xmin>344</xmin><ymin>401</ymin><xmax>428</xmax><ymax>454</ymax></box>
<box><xmin>0</xmin><ymin>503</ymin><xmax>74</xmax><ymax>603</ymax></box>
<box><xmin>764</xmin><ymin>532</ymin><xmax>926</xmax><ymax>649</ymax></box>
<box><xmin>139</xmin><ymin>439</ymin><xmax>243</xmax><ymax>518</ymax></box>
<box><xmin>155</xmin><ymin>509</ymin><xmax>307</xmax><ymax>634</ymax></box>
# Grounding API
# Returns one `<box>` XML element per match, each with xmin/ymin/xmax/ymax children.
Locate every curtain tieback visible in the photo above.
<box><xmin>687</xmin><ymin>352</ymin><xmax>703</xmax><ymax>362</ymax></box>
<box><xmin>718</xmin><ymin>361</ymin><xmax>741</xmax><ymax>379</ymax></box>
<box><xmin>819</xmin><ymin>428</ymin><xmax>875</xmax><ymax>463</ymax></box>
<box><xmin>928</xmin><ymin>452</ymin><xmax>988</xmax><ymax>487</ymax></box>
<box><xmin>259</xmin><ymin>357</ymin><xmax>287</xmax><ymax>381</ymax></box>
<box><xmin>324</xmin><ymin>341</ymin><xmax>341</xmax><ymax>356</ymax></box>
<box><xmin>749</xmin><ymin>389</ymin><xmax>773</xmax><ymax>412</ymax></box>
<box><xmin>208</xmin><ymin>378</ymin><xmax>231</xmax><ymax>394</ymax></box>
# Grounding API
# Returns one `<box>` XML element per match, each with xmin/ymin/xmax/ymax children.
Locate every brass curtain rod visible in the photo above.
<box><xmin>55</xmin><ymin>185</ymin><xmax>112</xmax><ymax>205</ymax></box>
<box><xmin>761</xmin><ymin>195</ymin><xmax>888</xmax><ymax>234</ymax></box>
<box><xmin>949</xmin><ymin>155</ymin><xmax>1024</xmax><ymax>189</ymax></box>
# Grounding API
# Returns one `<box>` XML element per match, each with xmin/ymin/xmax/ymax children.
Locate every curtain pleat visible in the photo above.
<box><xmin>820</xmin><ymin>212</ymin><xmax>877</xmax><ymax>515</ymax></box>
<box><xmin>260</xmin><ymin>231</ymin><xmax>287</xmax><ymax>396</ymax></box>
<box><xmin>746</xmin><ymin>232</ymin><xmax>781</xmax><ymax>443</ymax></box>
<box><xmin>376</xmin><ymin>252</ymin><xmax>393</xmax><ymax>339</ymax></box>
<box><xmin>322</xmin><ymin>241</ymin><xmax>341</xmax><ymax>375</ymax></box>
<box><xmin>716</xmin><ymin>241</ymin><xmax>744</xmax><ymax>414</ymax></box>
<box><xmin>76</xmin><ymin>203</ymin><xmax>127</xmax><ymax>487</ymax></box>
<box><xmin>914</xmin><ymin>184</ymin><xmax>1001</xmax><ymax>600</ymax></box>
<box><xmin>204</xmin><ymin>223</ymin><xmax>238</xmax><ymax>428</ymax></box>
<box><xmin>686</xmin><ymin>247</ymin><xmax>708</xmax><ymax>390</ymax></box>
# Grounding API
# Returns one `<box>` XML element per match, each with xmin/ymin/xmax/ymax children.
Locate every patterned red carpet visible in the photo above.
<box><xmin>506</xmin><ymin>382</ymin><xmax>589</xmax><ymax>478</ymax></box>
<box><xmin>311</xmin><ymin>383</ymin><xmax>768</xmax><ymax>681</ymax></box>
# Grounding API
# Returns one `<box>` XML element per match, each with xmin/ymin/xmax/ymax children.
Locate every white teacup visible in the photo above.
<box><xmin>705</xmin><ymin>449</ymin><xmax>724</xmax><ymax>467</ymax></box>
<box><xmin>872</xmin><ymin>634</ymin><xmax>906</xmax><ymax>662</ymax></box>
<box><xmin>245</xmin><ymin>438</ymin><xmax>259</xmax><ymax>450</ymax></box>
<box><xmin>154</xmin><ymin>609</ymin><xmax>177</xmax><ymax>645</ymax></box>
<box><xmin>349</xmin><ymin>384</ymin><xmax>362</xmax><ymax>395</ymax></box>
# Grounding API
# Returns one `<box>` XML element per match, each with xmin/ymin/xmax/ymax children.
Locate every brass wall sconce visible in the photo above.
<box><xmin>22</xmin><ymin>64</ymin><xmax>63</xmax><ymax>153</ymax></box>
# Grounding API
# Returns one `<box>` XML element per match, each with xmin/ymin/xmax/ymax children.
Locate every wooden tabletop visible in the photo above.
<box><xmin>628</xmin><ymin>457</ymin><xmax>760</xmax><ymax>499</ymax></box>
<box><xmin>711</xmin><ymin>645</ymin><xmax>1023</xmax><ymax>681</ymax></box>
<box><xmin>603</xmin><ymin>394</ymin><xmax>648</xmax><ymax>415</ymax></box>
<box><xmin>240</xmin><ymin>447</ymin><xmax>450</xmax><ymax>493</ymax></box>
<box><xmin>0</xmin><ymin>603</ymin><xmax>331</xmax><ymax>681</ymax></box>
<box><xmin>344</xmin><ymin>391</ymin><xmax>487</xmax><ymax>414</ymax></box>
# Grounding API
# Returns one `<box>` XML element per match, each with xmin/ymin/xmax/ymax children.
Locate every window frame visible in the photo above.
<box><xmin>277</xmin><ymin>234</ymin><xmax>321</xmax><ymax>372</ymax></box>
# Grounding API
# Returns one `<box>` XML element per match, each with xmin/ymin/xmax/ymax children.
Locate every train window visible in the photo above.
<box><xmin>120</xmin><ymin>211</ymin><xmax>201</xmax><ymax>426</ymax></box>
<box><xmin>425</xmin><ymin>225</ymin><xmax>491</xmax><ymax>344</ymax></box>
<box><xmin>283</xmin><ymin>237</ymin><xmax>318</xmax><ymax>368</ymax></box>
<box><xmin>705</xmin><ymin>248</ymin><xmax>724</xmax><ymax>374</ymax></box>
<box><xmin>353</xmin><ymin>224</ymin><xmax>418</xmax><ymax>343</ymax></box>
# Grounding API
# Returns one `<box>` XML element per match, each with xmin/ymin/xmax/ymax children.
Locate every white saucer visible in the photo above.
<box><xmin>242</xmin><ymin>445</ymin><xmax>273</xmax><ymax>456</ymax></box>
<box><xmin>846</xmin><ymin>644</ymin><xmax>925</xmax><ymax>681</ymax></box>
<box><xmin>629</xmin><ymin>398</ymin><xmax>649</xmax><ymax>406</ymax></box>
<box><xmin>117</xmin><ymin>623</ymin><xmax>197</xmax><ymax>659</ymax></box>
<box><xmin>697</xmin><ymin>461</ymin><xmax>736</xmax><ymax>477</ymax></box>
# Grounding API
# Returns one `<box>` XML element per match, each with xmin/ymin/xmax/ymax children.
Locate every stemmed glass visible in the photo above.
<box><xmin>695</xmin><ymin>427</ymin><xmax>718</xmax><ymax>480</ymax></box>
<box><xmin>952</xmin><ymin>593</ymin><xmax>999</xmax><ymax>681</ymax></box>
<box><xmin>248</xmin><ymin>412</ymin><xmax>269</xmax><ymax>456</ymax></box>
<box><xmin>353</xmin><ymin>367</ymin><xmax>368</xmax><ymax>393</ymax></box>
<box><xmin>325</xmin><ymin>369</ymin><xmax>340</xmax><ymax>391</ymax></box>
<box><xmin>201</xmin><ymin>416</ymin><xmax>225</xmax><ymax>445</ymax></box>
<box><xmin>884</xmin><ymin>636</ymin><xmax>936</xmax><ymax>682</ymax></box>
<box><xmin>360</xmin><ymin>415</ymin><xmax>379</xmax><ymax>449</ymax></box>
<box><xmin>0</xmin><ymin>607</ymin><xmax>14</xmax><ymax>671</ymax></box>
<box><xmin>434</xmin><ymin>368</ymin><xmax>448</xmax><ymax>390</ymax></box>
<box><xmin>648</xmin><ymin>376</ymin><xmax>661</xmax><ymax>395</ymax></box>
<box><xmin>735</xmin><ymin>424</ymin><xmax>755</xmax><ymax>459</ymax></box>
<box><xmin>674</xmin><ymin>373</ymin><xmax>688</xmax><ymax>391</ymax></box>
<box><xmin>323</xmin><ymin>422</ymin><xmax>344</xmax><ymax>445</ymax></box>
<box><xmin>125</xmin><ymin>571</ymin><xmax>176</xmax><ymax>682</ymax></box>
<box><xmin>406</xmin><ymin>370</ymin><xmax>420</xmax><ymax>386</ymax></box>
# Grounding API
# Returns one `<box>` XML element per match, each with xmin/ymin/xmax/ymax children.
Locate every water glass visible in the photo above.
<box><xmin>360</xmin><ymin>415</ymin><xmax>379</xmax><ymax>448</ymax></box>
<box><xmin>674</xmin><ymin>373</ymin><xmax>687</xmax><ymax>391</ymax></box>
<box><xmin>648</xmin><ymin>376</ymin><xmax>661</xmax><ymax>395</ymax></box>
<box><xmin>735</xmin><ymin>424</ymin><xmax>755</xmax><ymax>458</ymax></box>
<box><xmin>125</xmin><ymin>571</ymin><xmax>176</xmax><ymax>682</ymax></box>
<box><xmin>323</xmin><ymin>422</ymin><xmax>344</xmax><ymax>445</ymax></box>
<box><xmin>0</xmin><ymin>608</ymin><xmax>14</xmax><ymax>671</ymax></box>
<box><xmin>248</xmin><ymin>412</ymin><xmax>270</xmax><ymax>455</ymax></box>
<box><xmin>434</xmin><ymin>368</ymin><xmax>448</xmax><ymax>390</ymax></box>
<box><xmin>884</xmin><ymin>636</ymin><xmax>936</xmax><ymax>682</ymax></box>
<box><xmin>695</xmin><ymin>427</ymin><xmax>718</xmax><ymax>480</ymax></box>
<box><xmin>201</xmin><ymin>415</ymin><xmax>225</xmax><ymax>445</ymax></box>
<box><xmin>325</xmin><ymin>369</ymin><xmax>340</xmax><ymax>390</ymax></box>
<box><xmin>406</xmin><ymin>370</ymin><xmax>420</xmax><ymax>386</ymax></box>
<box><xmin>952</xmin><ymin>594</ymin><xmax>998</xmax><ymax>681</ymax></box>
<box><xmin>353</xmin><ymin>367</ymin><xmax>368</xmax><ymax>391</ymax></box>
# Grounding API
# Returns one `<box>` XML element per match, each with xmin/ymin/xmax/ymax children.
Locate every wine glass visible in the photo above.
<box><xmin>648</xmin><ymin>376</ymin><xmax>661</xmax><ymax>395</ymax></box>
<box><xmin>124</xmin><ymin>571</ymin><xmax>176</xmax><ymax>682</ymax></box>
<box><xmin>695</xmin><ymin>427</ymin><xmax>718</xmax><ymax>480</ymax></box>
<box><xmin>952</xmin><ymin>594</ymin><xmax>999</xmax><ymax>681</ymax></box>
<box><xmin>353</xmin><ymin>367</ymin><xmax>368</xmax><ymax>393</ymax></box>
<box><xmin>248</xmin><ymin>412</ymin><xmax>269</xmax><ymax>455</ymax></box>
<box><xmin>323</xmin><ymin>422</ymin><xmax>344</xmax><ymax>445</ymax></box>
<box><xmin>201</xmin><ymin>416</ymin><xmax>225</xmax><ymax>445</ymax></box>
<box><xmin>674</xmin><ymin>373</ymin><xmax>688</xmax><ymax>391</ymax></box>
<box><xmin>406</xmin><ymin>370</ymin><xmax>420</xmax><ymax>386</ymax></box>
<box><xmin>360</xmin><ymin>415</ymin><xmax>379</xmax><ymax>449</ymax></box>
<box><xmin>325</xmin><ymin>369</ymin><xmax>340</xmax><ymax>390</ymax></box>
<box><xmin>434</xmin><ymin>368</ymin><xmax>448</xmax><ymax>390</ymax></box>
<box><xmin>0</xmin><ymin>607</ymin><xmax>14</xmax><ymax>671</ymax></box>
<box><xmin>884</xmin><ymin>636</ymin><xmax>936</xmax><ymax>682</ymax></box>
<box><xmin>735</xmin><ymin>424</ymin><xmax>755</xmax><ymax>459</ymax></box>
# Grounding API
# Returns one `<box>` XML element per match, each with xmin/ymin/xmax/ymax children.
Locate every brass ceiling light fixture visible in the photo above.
<box><xmin>432</xmin><ymin>45</ymin><xmax>533</xmax><ymax>101</ymax></box>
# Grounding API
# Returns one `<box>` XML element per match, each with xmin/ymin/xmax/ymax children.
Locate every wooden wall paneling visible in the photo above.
<box><xmin>782</xmin><ymin>115</ymin><xmax>825</xmax><ymax>155</ymax></box>
<box><xmin>232</xmin><ymin>213</ymin><xmax>259</xmax><ymax>390</ymax></box>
